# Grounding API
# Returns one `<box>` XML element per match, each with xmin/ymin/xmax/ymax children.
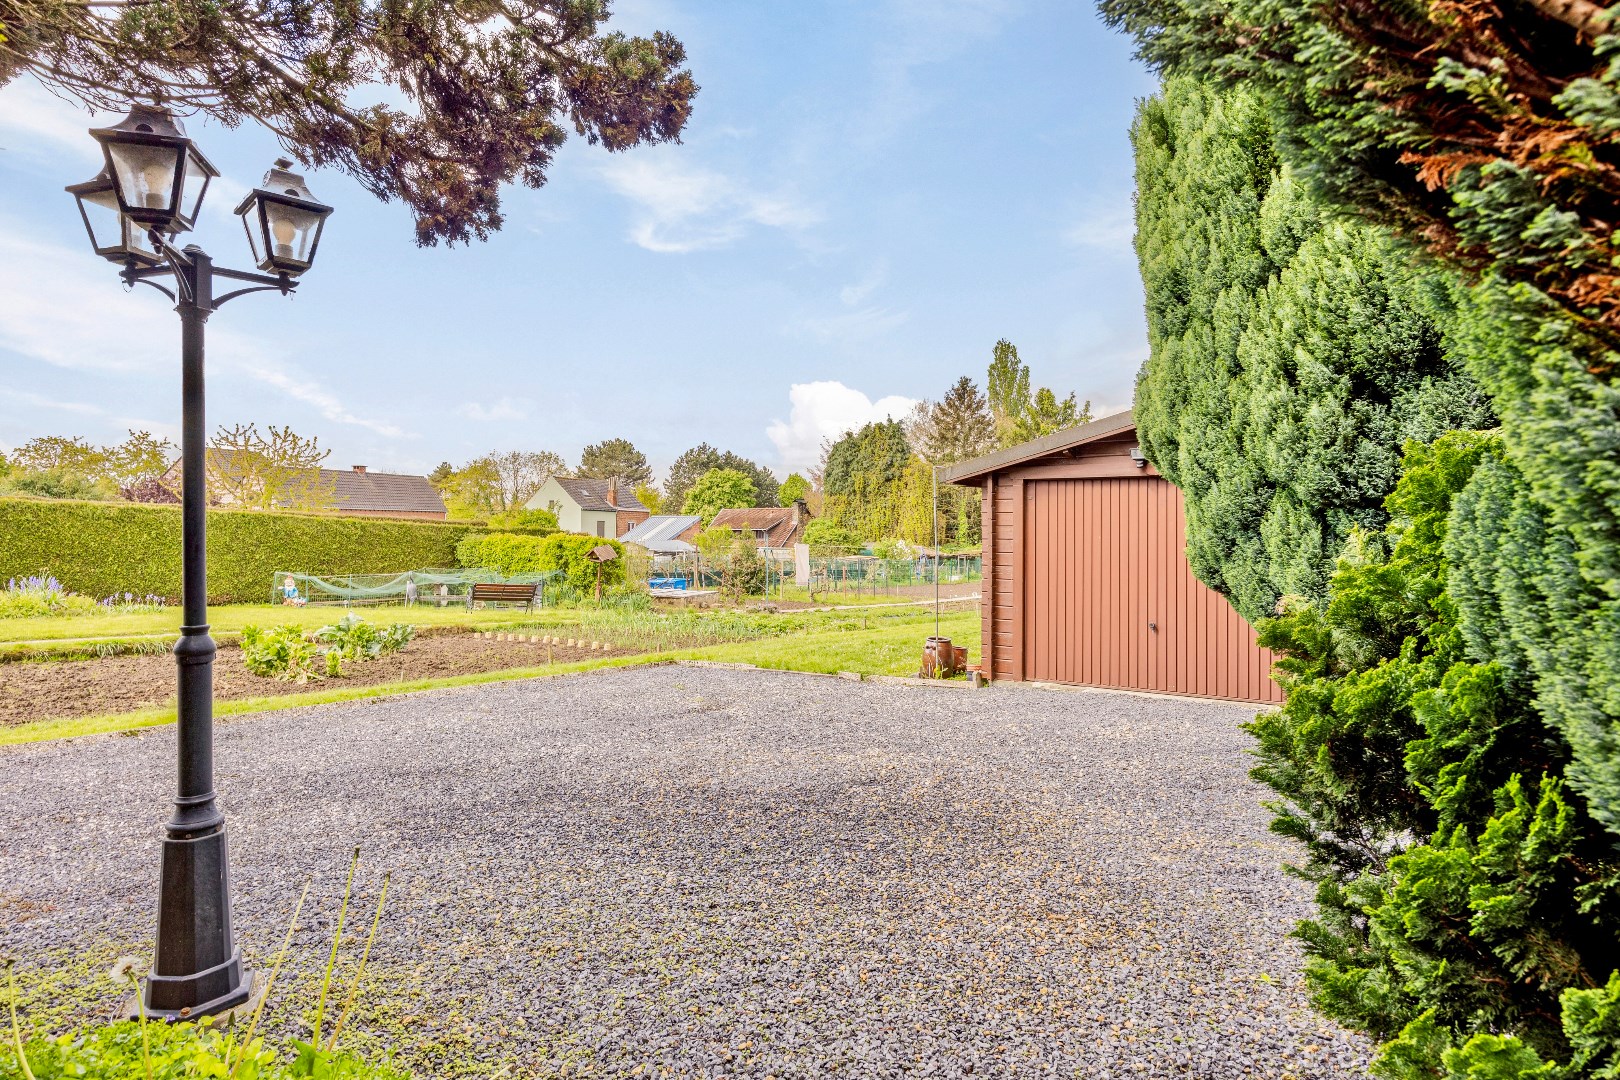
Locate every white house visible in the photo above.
<box><xmin>526</xmin><ymin>476</ymin><xmax>650</xmax><ymax>538</ymax></box>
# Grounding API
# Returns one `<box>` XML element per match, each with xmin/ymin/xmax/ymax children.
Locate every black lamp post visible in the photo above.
<box><xmin>66</xmin><ymin>105</ymin><xmax>333</xmax><ymax>1021</ymax></box>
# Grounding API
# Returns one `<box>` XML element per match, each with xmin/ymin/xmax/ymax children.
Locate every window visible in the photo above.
<box><xmin>596</xmin><ymin>520</ymin><xmax>605</xmax><ymax>537</ymax></box>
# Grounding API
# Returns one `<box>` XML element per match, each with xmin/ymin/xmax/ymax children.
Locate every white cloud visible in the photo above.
<box><xmin>1063</xmin><ymin>203</ymin><xmax>1135</xmax><ymax>252</ymax></box>
<box><xmin>860</xmin><ymin>0</ymin><xmax>1019</xmax><ymax>145</ymax></box>
<box><xmin>766</xmin><ymin>381</ymin><xmax>918</xmax><ymax>473</ymax></box>
<box><xmin>839</xmin><ymin>261</ymin><xmax>889</xmax><ymax>307</ymax></box>
<box><xmin>456</xmin><ymin>396</ymin><xmax>531</xmax><ymax>422</ymax></box>
<box><xmin>600</xmin><ymin>150</ymin><xmax>821</xmax><ymax>254</ymax></box>
<box><xmin>0</xmin><ymin>218</ymin><xmax>406</xmax><ymax>438</ymax></box>
<box><xmin>796</xmin><ymin>306</ymin><xmax>910</xmax><ymax>345</ymax></box>
<box><xmin>0</xmin><ymin>79</ymin><xmax>102</xmax><ymax>166</ymax></box>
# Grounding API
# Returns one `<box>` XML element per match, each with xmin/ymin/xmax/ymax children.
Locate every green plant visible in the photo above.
<box><xmin>2</xmin><ymin>856</ymin><xmax>401</xmax><ymax>1080</ymax></box>
<box><xmin>245</xmin><ymin>616</ymin><xmax>412</xmax><ymax>680</ymax></box>
<box><xmin>0</xmin><ymin>498</ymin><xmax>478</xmax><ymax>604</ymax></box>
<box><xmin>1249</xmin><ymin>433</ymin><xmax>1618</xmax><ymax>1077</ymax></box>
<box><xmin>801</xmin><ymin>520</ymin><xmax>861</xmax><ymax>555</ymax></box>
<box><xmin>1129</xmin><ymin>76</ymin><xmax>1492</xmax><ymax>623</ymax></box>
<box><xmin>681</xmin><ymin>468</ymin><xmax>756</xmax><ymax>523</ymax></box>
<box><xmin>312</xmin><ymin>615</ymin><xmax>414</xmax><ymax>666</ymax></box>
<box><xmin>241</xmin><ymin>625</ymin><xmax>324</xmax><ymax>683</ymax></box>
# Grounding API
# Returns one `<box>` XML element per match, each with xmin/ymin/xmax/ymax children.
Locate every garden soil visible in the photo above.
<box><xmin>0</xmin><ymin>633</ymin><xmax>635</xmax><ymax>727</ymax></box>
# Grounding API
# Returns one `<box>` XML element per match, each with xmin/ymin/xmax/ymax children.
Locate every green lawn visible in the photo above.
<box><xmin>0</xmin><ymin>603</ymin><xmax>524</xmax><ymax>644</ymax></box>
<box><xmin>0</xmin><ymin>609</ymin><xmax>979</xmax><ymax>747</ymax></box>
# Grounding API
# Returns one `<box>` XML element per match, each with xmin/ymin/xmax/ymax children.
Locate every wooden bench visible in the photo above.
<box><xmin>466</xmin><ymin>581</ymin><xmax>541</xmax><ymax>611</ymax></box>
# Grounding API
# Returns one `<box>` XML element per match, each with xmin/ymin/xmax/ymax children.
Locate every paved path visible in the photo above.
<box><xmin>0</xmin><ymin>666</ymin><xmax>1369</xmax><ymax>1078</ymax></box>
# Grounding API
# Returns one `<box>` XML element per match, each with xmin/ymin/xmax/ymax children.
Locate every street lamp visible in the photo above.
<box><xmin>66</xmin><ymin>105</ymin><xmax>333</xmax><ymax>1022</ymax></box>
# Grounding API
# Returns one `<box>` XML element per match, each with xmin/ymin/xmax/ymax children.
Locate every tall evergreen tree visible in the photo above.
<box><xmin>1133</xmin><ymin>77</ymin><xmax>1491</xmax><ymax>622</ymax></box>
<box><xmin>921</xmin><ymin>377</ymin><xmax>996</xmax><ymax>464</ymax></box>
<box><xmin>576</xmin><ymin>438</ymin><xmax>652</xmax><ymax>486</ymax></box>
<box><xmin>1105</xmin><ymin>0</ymin><xmax>1620</xmax><ymax>902</ymax></box>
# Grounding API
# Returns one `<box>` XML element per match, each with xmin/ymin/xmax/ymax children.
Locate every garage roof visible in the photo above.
<box><xmin>940</xmin><ymin>409</ymin><xmax>1137</xmax><ymax>484</ymax></box>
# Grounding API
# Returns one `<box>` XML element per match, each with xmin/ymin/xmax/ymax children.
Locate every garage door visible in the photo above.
<box><xmin>1022</xmin><ymin>476</ymin><xmax>1283</xmax><ymax>703</ymax></box>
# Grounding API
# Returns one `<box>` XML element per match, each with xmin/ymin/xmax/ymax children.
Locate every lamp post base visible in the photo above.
<box><xmin>118</xmin><ymin>969</ymin><xmax>261</xmax><ymax>1024</ymax></box>
<box><xmin>141</xmin><ymin>822</ymin><xmax>252</xmax><ymax>1020</ymax></box>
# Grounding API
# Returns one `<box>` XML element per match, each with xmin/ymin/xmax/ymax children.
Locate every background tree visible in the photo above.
<box><xmin>104</xmin><ymin>430</ymin><xmax>177</xmax><ymax>492</ymax></box>
<box><xmin>920</xmin><ymin>377</ymin><xmax>996</xmax><ymax>465</ymax></box>
<box><xmin>206</xmin><ymin>423</ymin><xmax>333</xmax><ymax>511</ymax></box>
<box><xmin>3</xmin><ymin>0</ymin><xmax>699</xmax><ymax>245</ymax></box>
<box><xmin>778</xmin><ymin>473</ymin><xmax>812</xmax><ymax>506</ymax></box>
<box><xmin>633</xmin><ymin>482</ymin><xmax>663</xmax><ymax>515</ymax></box>
<box><xmin>681</xmin><ymin>468</ymin><xmax>756</xmax><ymax>524</ymax></box>
<box><xmin>576</xmin><ymin>438</ymin><xmax>652</xmax><ymax>486</ymax></box>
<box><xmin>665</xmin><ymin>443</ymin><xmax>779</xmax><ymax>509</ymax></box>
<box><xmin>1011</xmin><ymin>387</ymin><xmax>1090</xmax><ymax>443</ymax></box>
<box><xmin>986</xmin><ymin>339</ymin><xmax>1032</xmax><ymax>447</ymax></box>
<box><xmin>985</xmin><ymin>340</ymin><xmax>1088</xmax><ymax>448</ymax></box>
<box><xmin>438</xmin><ymin>457</ymin><xmax>503</xmax><ymax>520</ymax></box>
<box><xmin>10</xmin><ymin>435</ymin><xmax>105</xmax><ymax>477</ymax></box>
<box><xmin>488</xmin><ymin>449</ymin><xmax>564</xmax><ymax>513</ymax></box>
<box><xmin>428</xmin><ymin>462</ymin><xmax>455</xmax><ymax>488</ymax></box>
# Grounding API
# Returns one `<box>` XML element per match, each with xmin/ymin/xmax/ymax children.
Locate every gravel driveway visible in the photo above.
<box><xmin>0</xmin><ymin>666</ymin><xmax>1370</xmax><ymax>1078</ymax></box>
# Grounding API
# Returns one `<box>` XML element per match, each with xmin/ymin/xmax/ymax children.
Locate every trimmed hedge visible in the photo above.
<box><xmin>0</xmin><ymin>497</ymin><xmax>480</xmax><ymax>604</ymax></box>
<box><xmin>456</xmin><ymin>531</ymin><xmax>625</xmax><ymax>592</ymax></box>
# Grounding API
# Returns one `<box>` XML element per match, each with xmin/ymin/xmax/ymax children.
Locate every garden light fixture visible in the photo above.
<box><xmin>235</xmin><ymin>158</ymin><xmax>333</xmax><ymax>276</ymax></box>
<box><xmin>65</xmin><ymin>170</ymin><xmax>162</xmax><ymax>266</ymax></box>
<box><xmin>88</xmin><ymin>105</ymin><xmax>217</xmax><ymax>235</ymax></box>
<box><xmin>67</xmin><ymin>103</ymin><xmax>333</xmax><ymax>1023</ymax></box>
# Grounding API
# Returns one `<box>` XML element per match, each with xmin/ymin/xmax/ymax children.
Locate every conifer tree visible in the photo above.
<box><xmin>1132</xmin><ymin>77</ymin><xmax>1490</xmax><ymax>622</ymax></box>
<box><xmin>577</xmin><ymin>438</ymin><xmax>652</xmax><ymax>486</ymax></box>
<box><xmin>921</xmin><ymin>377</ymin><xmax>996</xmax><ymax>465</ymax></box>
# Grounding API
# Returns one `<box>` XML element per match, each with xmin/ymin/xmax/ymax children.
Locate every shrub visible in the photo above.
<box><xmin>242</xmin><ymin>624</ymin><xmax>324</xmax><ymax>683</ymax></box>
<box><xmin>0</xmin><ymin>498</ymin><xmax>478</xmax><ymax>604</ymax></box>
<box><xmin>456</xmin><ymin>532</ymin><xmax>625</xmax><ymax>594</ymax></box>
<box><xmin>1249</xmin><ymin>433</ymin><xmax>1619</xmax><ymax>1076</ymax></box>
<box><xmin>801</xmin><ymin>519</ymin><xmax>860</xmax><ymax>555</ymax></box>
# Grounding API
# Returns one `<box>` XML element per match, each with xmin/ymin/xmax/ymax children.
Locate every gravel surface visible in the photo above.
<box><xmin>0</xmin><ymin>666</ymin><xmax>1371</xmax><ymax>1078</ymax></box>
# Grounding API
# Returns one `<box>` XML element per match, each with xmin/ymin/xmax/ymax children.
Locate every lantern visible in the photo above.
<box><xmin>234</xmin><ymin>158</ymin><xmax>333</xmax><ymax>276</ymax></box>
<box><xmin>64</xmin><ymin>170</ymin><xmax>162</xmax><ymax>266</ymax></box>
<box><xmin>88</xmin><ymin>105</ymin><xmax>217</xmax><ymax>235</ymax></box>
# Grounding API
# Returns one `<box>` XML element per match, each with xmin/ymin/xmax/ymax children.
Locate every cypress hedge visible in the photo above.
<box><xmin>0</xmin><ymin>497</ymin><xmax>479</xmax><ymax>604</ymax></box>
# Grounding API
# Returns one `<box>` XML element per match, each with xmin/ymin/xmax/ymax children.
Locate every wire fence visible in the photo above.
<box><xmin>639</xmin><ymin>553</ymin><xmax>981</xmax><ymax>599</ymax></box>
<box><xmin>272</xmin><ymin>569</ymin><xmax>561</xmax><ymax>607</ymax></box>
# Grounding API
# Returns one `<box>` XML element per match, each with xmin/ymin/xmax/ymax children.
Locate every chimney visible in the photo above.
<box><xmin>352</xmin><ymin>465</ymin><xmax>367</xmax><ymax>474</ymax></box>
<box><xmin>791</xmin><ymin>497</ymin><xmax>808</xmax><ymax>528</ymax></box>
<box><xmin>606</xmin><ymin>477</ymin><xmax>619</xmax><ymax>507</ymax></box>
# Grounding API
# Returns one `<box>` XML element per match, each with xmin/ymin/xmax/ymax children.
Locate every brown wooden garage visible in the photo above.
<box><xmin>943</xmin><ymin>411</ymin><xmax>1283</xmax><ymax>704</ymax></box>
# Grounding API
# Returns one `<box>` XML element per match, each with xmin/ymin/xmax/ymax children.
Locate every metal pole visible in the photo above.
<box><xmin>933</xmin><ymin>467</ymin><xmax>940</xmax><ymax>640</ymax></box>
<box><xmin>144</xmin><ymin>246</ymin><xmax>252</xmax><ymax>1020</ymax></box>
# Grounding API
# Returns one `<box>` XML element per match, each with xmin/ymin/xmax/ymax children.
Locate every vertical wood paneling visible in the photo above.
<box><xmin>1016</xmin><ymin>475</ymin><xmax>1283</xmax><ymax>703</ymax></box>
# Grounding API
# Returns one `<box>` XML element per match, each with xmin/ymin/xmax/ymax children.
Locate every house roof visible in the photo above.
<box><xmin>636</xmin><ymin>539</ymin><xmax>697</xmax><ymax>556</ymax></box>
<box><xmin>621</xmin><ymin>515</ymin><xmax>702</xmax><ymax>545</ymax></box>
<box><xmin>172</xmin><ymin>451</ymin><xmax>446</xmax><ymax>514</ymax></box>
<box><xmin>939</xmin><ymin>410</ymin><xmax>1137</xmax><ymax>484</ymax></box>
<box><xmin>709</xmin><ymin>506</ymin><xmax>807</xmax><ymax>547</ymax></box>
<box><xmin>329</xmin><ymin>469</ymin><xmax>446</xmax><ymax>514</ymax></box>
<box><xmin>553</xmin><ymin>476</ymin><xmax>649</xmax><ymax>513</ymax></box>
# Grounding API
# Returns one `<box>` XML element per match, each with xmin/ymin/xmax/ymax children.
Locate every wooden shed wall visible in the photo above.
<box><xmin>976</xmin><ymin>432</ymin><xmax>1283</xmax><ymax>705</ymax></box>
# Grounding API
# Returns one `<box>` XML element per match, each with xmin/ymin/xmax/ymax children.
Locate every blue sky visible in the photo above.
<box><xmin>0</xmin><ymin>0</ymin><xmax>1158</xmax><ymax>483</ymax></box>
